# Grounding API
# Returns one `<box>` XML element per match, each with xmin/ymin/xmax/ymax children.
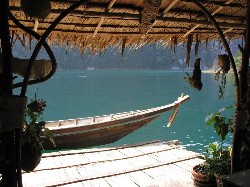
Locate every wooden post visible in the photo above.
<box><xmin>0</xmin><ymin>0</ymin><xmax>18</xmax><ymax>186</ymax></box>
<box><xmin>240</xmin><ymin>0</ymin><xmax>250</xmax><ymax>171</ymax></box>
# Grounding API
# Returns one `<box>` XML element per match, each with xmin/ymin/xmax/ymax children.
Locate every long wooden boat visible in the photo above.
<box><xmin>43</xmin><ymin>95</ymin><xmax>190</xmax><ymax>149</ymax></box>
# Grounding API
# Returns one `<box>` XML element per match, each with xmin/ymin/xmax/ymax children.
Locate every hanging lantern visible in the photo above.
<box><xmin>218</xmin><ymin>54</ymin><xmax>230</xmax><ymax>73</ymax></box>
<box><xmin>21</xmin><ymin>0</ymin><xmax>51</xmax><ymax>20</ymax></box>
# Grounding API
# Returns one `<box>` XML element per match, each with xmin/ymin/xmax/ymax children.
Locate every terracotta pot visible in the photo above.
<box><xmin>21</xmin><ymin>142</ymin><xmax>42</xmax><ymax>172</ymax></box>
<box><xmin>191</xmin><ymin>165</ymin><xmax>216</xmax><ymax>187</ymax></box>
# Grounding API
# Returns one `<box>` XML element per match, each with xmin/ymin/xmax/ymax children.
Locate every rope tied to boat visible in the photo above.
<box><xmin>233</xmin><ymin>110</ymin><xmax>248</xmax><ymax>131</ymax></box>
<box><xmin>0</xmin><ymin>95</ymin><xmax>27</xmax><ymax>132</ymax></box>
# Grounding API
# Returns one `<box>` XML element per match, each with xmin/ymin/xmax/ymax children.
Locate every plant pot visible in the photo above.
<box><xmin>192</xmin><ymin>165</ymin><xmax>216</xmax><ymax>187</ymax></box>
<box><xmin>21</xmin><ymin>142</ymin><xmax>42</xmax><ymax>172</ymax></box>
<box><xmin>214</xmin><ymin>173</ymin><xmax>223</xmax><ymax>187</ymax></box>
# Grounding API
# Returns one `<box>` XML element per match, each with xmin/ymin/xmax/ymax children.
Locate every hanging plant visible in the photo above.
<box><xmin>215</xmin><ymin>70</ymin><xmax>227</xmax><ymax>99</ymax></box>
<box><xmin>215</xmin><ymin>54</ymin><xmax>230</xmax><ymax>99</ymax></box>
<box><xmin>184</xmin><ymin>58</ymin><xmax>203</xmax><ymax>91</ymax></box>
<box><xmin>21</xmin><ymin>96</ymin><xmax>55</xmax><ymax>172</ymax></box>
<box><xmin>186</xmin><ymin>34</ymin><xmax>193</xmax><ymax>67</ymax></box>
<box><xmin>218</xmin><ymin>54</ymin><xmax>230</xmax><ymax>73</ymax></box>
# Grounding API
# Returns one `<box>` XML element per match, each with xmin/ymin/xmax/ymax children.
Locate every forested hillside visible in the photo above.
<box><xmin>12</xmin><ymin>39</ymin><xmax>241</xmax><ymax>70</ymax></box>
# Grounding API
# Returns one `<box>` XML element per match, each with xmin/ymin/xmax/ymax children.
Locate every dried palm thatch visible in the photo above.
<box><xmin>8</xmin><ymin>0</ymin><xmax>247</xmax><ymax>54</ymax></box>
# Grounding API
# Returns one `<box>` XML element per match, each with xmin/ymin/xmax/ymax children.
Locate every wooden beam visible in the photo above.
<box><xmin>92</xmin><ymin>0</ymin><xmax>116</xmax><ymax>38</ymax></box>
<box><xmin>9</xmin><ymin>18</ymin><xmax>245</xmax><ymax>32</ymax></box>
<box><xmin>223</xmin><ymin>28</ymin><xmax>233</xmax><ymax>34</ymax></box>
<box><xmin>181</xmin><ymin>0</ymin><xmax>247</xmax><ymax>8</ymax></box>
<box><xmin>38</xmin><ymin>1</ymin><xmax>247</xmax><ymax>10</ymax></box>
<box><xmin>162</xmin><ymin>0</ymin><xmax>179</xmax><ymax>15</ymax></box>
<box><xmin>9</xmin><ymin>6</ymin><xmax>245</xmax><ymax>22</ymax></box>
<box><xmin>9</xmin><ymin>26</ymin><xmax>243</xmax><ymax>37</ymax></box>
<box><xmin>182</xmin><ymin>0</ymin><xmax>235</xmax><ymax>38</ymax></box>
<box><xmin>10</xmin><ymin>9</ymin><xmax>246</xmax><ymax>30</ymax></box>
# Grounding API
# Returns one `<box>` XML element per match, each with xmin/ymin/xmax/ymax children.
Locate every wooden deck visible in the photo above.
<box><xmin>22</xmin><ymin>140</ymin><xmax>204</xmax><ymax>187</ymax></box>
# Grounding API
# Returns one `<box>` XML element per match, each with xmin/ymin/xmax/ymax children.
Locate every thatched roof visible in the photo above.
<box><xmin>9</xmin><ymin>0</ymin><xmax>247</xmax><ymax>54</ymax></box>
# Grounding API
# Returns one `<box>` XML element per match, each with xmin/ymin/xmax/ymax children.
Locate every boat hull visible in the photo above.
<box><xmin>43</xmin><ymin>95</ymin><xmax>190</xmax><ymax>150</ymax></box>
<box><xmin>43</xmin><ymin>115</ymin><xmax>160</xmax><ymax>149</ymax></box>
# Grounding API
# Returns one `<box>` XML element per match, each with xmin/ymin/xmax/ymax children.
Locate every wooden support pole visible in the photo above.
<box><xmin>238</xmin><ymin>0</ymin><xmax>250</xmax><ymax>172</ymax></box>
<box><xmin>0</xmin><ymin>0</ymin><xmax>18</xmax><ymax>187</ymax></box>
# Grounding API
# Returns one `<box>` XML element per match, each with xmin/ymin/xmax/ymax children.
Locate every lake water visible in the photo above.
<box><xmin>14</xmin><ymin>70</ymin><xmax>235</xmax><ymax>153</ymax></box>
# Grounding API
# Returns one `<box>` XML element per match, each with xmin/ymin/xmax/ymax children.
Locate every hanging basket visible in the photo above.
<box><xmin>218</xmin><ymin>54</ymin><xmax>230</xmax><ymax>73</ymax></box>
<box><xmin>0</xmin><ymin>95</ymin><xmax>27</xmax><ymax>133</ymax></box>
<box><xmin>21</xmin><ymin>141</ymin><xmax>42</xmax><ymax>172</ymax></box>
<box><xmin>21</xmin><ymin>0</ymin><xmax>51</xmax><ymax>20</ymax></box>
<box><xmin>139</xmin><ymin>0</ymin><xmax>162</xmax><ymax>34</ymax></box>
<box><xmin>0</xmin><ymin>54</ymin><xmax>52</xmax><ymax>80</ymax></box>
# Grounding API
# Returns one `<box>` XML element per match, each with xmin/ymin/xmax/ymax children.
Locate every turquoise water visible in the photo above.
<box><xmin>14</xmin><ymin>70</ymin><xmax>235</xmax><ymax>153</ymax></box>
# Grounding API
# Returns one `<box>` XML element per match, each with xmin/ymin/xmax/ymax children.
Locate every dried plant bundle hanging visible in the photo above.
<box><xmin>195</xmin><ymin>34</ymin><xmax>200</xmax><ymax>57</ymax></box>
<box><xmin>185</xmin><ymin>58</ymin><xmax>203</xmax><ymax>91</ymax></box>
<box><xmin>186</xmin><ymin>34</ymin><xmax>193</xmax><ymax>67</ymax></box>
<box><xmin>21</xmin><ymin>0</ymin><xmax>51</xmax><ymax>20</ymax></box>
<box><xmin>218</xmin><ymin>54</ymin><xmax>230</xmax><ymax>73</ymax></box>
<box><xmin>139</xmin><ymin>0</ymin><xmax>162</xmax><ymax>34</ymax></box>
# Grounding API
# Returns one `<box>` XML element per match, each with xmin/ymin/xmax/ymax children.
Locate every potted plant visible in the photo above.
<box><xmin>21</xmin><ymin>96</ymin><xmax>55</xmax><ymax>172</ymax></box>
<box><xmin>192</xmin><ymin>106</ymin><xmax>233</xmax><ymax>186</ymax></box>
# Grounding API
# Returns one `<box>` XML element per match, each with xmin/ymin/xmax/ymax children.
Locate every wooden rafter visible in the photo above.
<box><xmin>9</xmin><ymin>26</ymin><xmax>242</xmax><ymax>37</ymax></box>
<box><xmin>9</xmin><ymin>6</ymin><xmax>245</xmax><ymax>23</ymax></box>
<box><xmin>182</xmin><ymin>0</ymin><xmax>235</xmax><ymax>39</ymax></box>
<box><xmin>92</xmin><ymin>0</ymin><xmax>116</xmax><ymax>38</ymax></box>
<box><xmin>10</xmin><ymin>10</ymin><xmax>245</xmax><ymax>29</ymax></box>
<box><xmin>181</xmin><ymin>0</ymin><xmax>246</xmax><ymax>8</ymax></box>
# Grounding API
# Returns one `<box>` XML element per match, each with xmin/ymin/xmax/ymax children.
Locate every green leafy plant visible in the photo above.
<box><xmin>205</xmin><ymin>106</ymin><xmax>234</xmax><ymax>144</ymax></box>
<box><xmin>195</xmin><ymin>106</ymin><xmax>233</xmax><ymax>179</ymax></box>
<box><xmin>22</xmin><ymin>97</ymin><xmax>55</xmax><ymax>149</ymax></box>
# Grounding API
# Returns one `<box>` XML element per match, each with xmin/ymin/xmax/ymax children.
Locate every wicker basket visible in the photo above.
<box><xmin>139</xmin><ymin>0</ymin><xmax>162</xmax><ymax>34</ymax></box>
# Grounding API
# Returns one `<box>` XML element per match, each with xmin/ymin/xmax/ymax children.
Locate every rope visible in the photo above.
<box><xmin>233</xmin><ymin>110</ymin><xmax>248</xmax><ymax>131</ymax></box>
<box><xmin>0</xmin><ymin>95</ymin><xmax>27</xmax><ymax>133</ymax></box>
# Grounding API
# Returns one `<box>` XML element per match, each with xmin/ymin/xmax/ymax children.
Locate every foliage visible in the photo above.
<box><xmin>22</xmin><ymin>97</ymin><xmax>55</xmax><ymax>149</ymax></box>
<box><xmin>205</xmin><ymin>106</ymin><xmax>234</xmax><ymax>142</ymax></box>
<box><xmin>199</xmin><ymin>143</ymin><xmax>232</xmax><ymax>176</ymax></box>
<box><xmin>214</xmin><ymin>70</ymin><xmax>227</xmax><ymax>99</ymax></box>
<box><xmin>197</xmin><ymin>106</ymin><xmax>233</xmax><ymax>177</ymax></box>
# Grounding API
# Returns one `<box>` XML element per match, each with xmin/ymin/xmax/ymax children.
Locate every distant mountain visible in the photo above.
<box><xmin>12</xmin><ymin>39</ymin><xmax>241</xmax><ymax>70</ymax></box>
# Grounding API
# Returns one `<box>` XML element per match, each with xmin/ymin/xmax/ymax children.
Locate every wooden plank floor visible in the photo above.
<box><xmin>22</xmin><ymin>140</ymin><xmax>204</xmax><ymax>187</ymax></box>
